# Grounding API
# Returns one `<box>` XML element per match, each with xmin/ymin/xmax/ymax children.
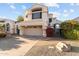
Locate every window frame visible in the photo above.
<box><xmin>32</xmin><ymin>12</ymin><xmax>42</xmax><ymax>19</ymax></box>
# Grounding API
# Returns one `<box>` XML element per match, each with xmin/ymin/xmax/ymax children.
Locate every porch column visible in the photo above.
<box><xmin>42</xmin><ymin>26</ymin><xmax>47</xmax><ymax>37</ymax></box>
<box><xmin>43</xmin><ymin>29</ymin><xmax>46</xmax><ymax>37</ymax></box>
<box><xmin>19</xmin><ymin>27</ymin><xmax>24</xmax><ymax>35</ymax></box>
<box><xmin>20</xmin><ymin>29</ymin><xmax>23</xmax><ymax>35</ymax></box>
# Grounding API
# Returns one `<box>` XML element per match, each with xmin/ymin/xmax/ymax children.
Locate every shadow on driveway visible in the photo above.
<box><xmin>71</xmin><ymin>46</ymin><xmax>79</xmax><ymax>53</ymax></box>
<box><xmin>0</xmin><ymin>36</ymin><xmax>26</xmax><ymax>51</ymax></box>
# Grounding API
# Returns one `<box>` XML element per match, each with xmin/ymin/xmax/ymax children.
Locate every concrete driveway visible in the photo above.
<box><xmin>0</xmin><ymin>36</ymin><xmax>38</xmax><ymax>56</ymax></box>
<box><xmin>25</xmin><ymin>38</ymin><xmax>79</xmax><ymax>56</ymax></box>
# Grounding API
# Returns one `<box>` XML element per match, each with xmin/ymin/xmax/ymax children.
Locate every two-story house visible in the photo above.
<box><xmin>16</xmin><ymin>4</ymin><xmax>61</xmax><ymax>37</ymax></box>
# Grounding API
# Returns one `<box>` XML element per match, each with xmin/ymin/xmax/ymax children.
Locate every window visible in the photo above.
<box><xmin>49</xmin><ymin>18</ymin><xmax>52</xmax><ymax>23</ymax></box>
<box><xmin>32</xmin><ymin>8</ymin><xmax>42</xmax><ymax>19</ymax></box>
<box><xmin>6</xmin><ymin>23</ymin><xmax>10</xmax><ymax>31</ymax></box>
<box><xmin>32</xmin><ymin>12</ymin><xmax>42</xmax><ymax>19</ymax></box>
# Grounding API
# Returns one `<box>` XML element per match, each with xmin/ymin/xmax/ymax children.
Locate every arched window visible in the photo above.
<box><xmin>6</xmin><ymin>23</ymin><xmax>10</xmax><ymax>31</ymax></box>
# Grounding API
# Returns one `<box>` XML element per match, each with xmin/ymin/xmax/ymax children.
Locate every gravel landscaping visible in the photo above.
<box><xmin>25</xmin><ymin>38</ymin><xmax>79</xmax><ymax>56</ymax></box>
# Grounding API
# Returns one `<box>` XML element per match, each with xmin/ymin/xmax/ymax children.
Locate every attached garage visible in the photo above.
<box><xmin>24</xmin><ymin>26</ymin><xmax>43</xmax><ymax>36</ymax></box>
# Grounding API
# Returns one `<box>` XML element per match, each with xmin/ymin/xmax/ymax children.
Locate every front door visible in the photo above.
<box><xmin>46</xmin><ymin>27</ymin><xmax>54</xmax><ymax>37</ymax></box>
<box><xmin>16</xmin><ymin>25</ymin><xmax>20</xmax><ymax>35</ymax></box>
<box><xmin>17</xmin><ymin>29</ymin><xmax>20</xmax><ymax>35</ymax></box>
<box><xmin>54</xmin><ymin>24</ymin><xmax>60</xmax><ymax>37</ymax></box>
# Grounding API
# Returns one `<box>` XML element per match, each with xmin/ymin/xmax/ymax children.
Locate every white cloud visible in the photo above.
<box><xmin>62</xmin><ymin>9</ymin><xmax>74</xmax><ymax>18</ymax></box>
<box><xmin>12</xmin><ymin>11</ymin><xmax>21</xmax><ymax>15</ymax></box>
<box><xmin>0</xmin><ymin>16</ymin><xmax>6</xmax><ymax>18</ymax></box>
<box><xmin>70</xmin><ymin>9</ymin><xmax>74</xmax><ymax>13</ymax></box>
<box><xmin>70</xmin><ymin>3</ymin><xmax>75</xmax><ymax>6</ymax></box>
<box><xmin>63</xmin><ymin>9</ymin><xmax>74</xmax><ymax>17</ymax></box>
<box><xmin>63</xmin><ymin>13</ymin><xmax>69</xmax><ymax>17</ymax></box>
<box><xmin>10</xmin><ymin>5</ymin><xmax>16</xmax><ymax>9</ymax></box>
<box><xmin>0</xmin><ymin>16</ymin><xmax>10</xmax><ymax>20</ymax></box>
<box><xmin>63</xmin><ymin>10</ymin><xmax>68</xmax><ymax>13</ymax></box>
<box><xmin>62</xmin><ymin>11</ymin><xmax>70</xmax><ymax>18</ymax></box>
<box><xmin>63</xmin><ymin>9</ymin><xmax>74</xmax><ymax>14</ymax></box>
<box><xmin>43</xmin><ymin>3</ymin><xmax>59</xmax><ymax>8</ymax></box>
<box><xmin>70</xmin><ymin>3</ymin><xmax>79</xmax><ymax>6</ymax></box>
<box><xmin>76</xmin><ymin>3</ymin><xmax>79</xmax><ymax>5</ymax></box>
<box><xmin>8</xmin><ymin>4</ymin><xmax>21</xmax><ymax>15</ymax></box>
<box><xmin>22</xmin><ymin>5</ymin><xmax>26</xmax><ymax>10</ymax></box>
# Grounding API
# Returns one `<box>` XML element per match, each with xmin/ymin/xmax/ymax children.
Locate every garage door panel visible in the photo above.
<box><xmin>24</xmin><ymin>27</ymin><xmax>42</xmax><ymax>36</ymax></box>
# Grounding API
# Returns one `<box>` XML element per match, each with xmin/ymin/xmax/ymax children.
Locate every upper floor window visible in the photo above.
<box><xmin>32</xmin><ymin>12</ymin><xmax>42</xmax><ymax>19</ymax></box>
<box><xmin>49</xmin><ymin>18</ymin><xmax>52</xmax><ymax>23</ymax></box>
<box><xmin>32</xmin><ymin>8</ymin><xmax>42</xmax><ymax>19</ymax></box>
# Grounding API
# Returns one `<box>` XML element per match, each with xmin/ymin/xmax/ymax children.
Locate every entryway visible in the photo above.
<box><xmin>46</xmin><ymin>23</ymin><xmax>61</xmax><ymax>37</ymax></box>
<box><xmin>16</xmin><ymin>25</ymin><xmax>20</xmax><ymax>35</ymax></box>
<box><xmin>54</xmin><ymin>23</ymin><xmax>60</xmax><ymax>37</ymax></box>
<box><xmin>46</xmin><ymin>27</ymin><xmax>54</xmax><ymax>37</ymax></box>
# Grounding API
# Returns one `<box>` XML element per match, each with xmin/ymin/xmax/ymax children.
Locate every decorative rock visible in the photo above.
<box><xmin>56</xmin><ymin>42</ymin><xmax>71</xmax><ymax>52</ymax></box>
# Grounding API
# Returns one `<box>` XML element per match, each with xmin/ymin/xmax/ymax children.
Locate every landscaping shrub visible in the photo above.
<box><xmin>0</xmin><ymin>31</ymin><xmax>6</xmax><ymax>38</ymax></box>
<box><xmin>60</xmin><ymin>20</ymin><xmax>79</xmax><ymax>40</ymax></box>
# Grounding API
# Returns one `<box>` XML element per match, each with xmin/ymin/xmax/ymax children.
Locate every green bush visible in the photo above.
<box><xmin>60</xmin><ymin>20</ymin><xmax>79</xmax><ymax>40</ymax></box>
<box><xmin>63</xmin><ymin>30</ymin><xmax>79</xmax><ymax>39</ymax></box>
<box><xmin>16</xmin><ymin>16</ymin><xmax>24</xmax><ymax>22</ymax></box>
<box><xmin>0</xmin><ymin>32</ymin><xmax>6</xmax><ymax>38</ymax></box>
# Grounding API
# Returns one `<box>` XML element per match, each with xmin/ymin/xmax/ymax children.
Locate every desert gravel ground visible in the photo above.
<box><xmin>25</xmin><ymin>37</ymin><xmax>79</xmax><ymax>56</ymax></box>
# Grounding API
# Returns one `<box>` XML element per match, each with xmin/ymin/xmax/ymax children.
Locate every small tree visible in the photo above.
<box><xmin>16</xmin><ymin>16</ymin><xmax>24</xmax><ymax>22</ymax></box>
<box><xmin>0</xmin><ymin>24</ymin><xmax>5</xmax><ymax>31</ymax></box>
<box><xmin>60</xmin><ymin>20</ymin><xmax>79</xmax><ymax>39</ymax></box>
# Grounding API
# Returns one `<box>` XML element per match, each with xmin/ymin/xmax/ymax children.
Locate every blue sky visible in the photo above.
<box><xmin>0</xmin><ymin>3</ymin><xmax>79</xmax><ymax>21</ymax></box>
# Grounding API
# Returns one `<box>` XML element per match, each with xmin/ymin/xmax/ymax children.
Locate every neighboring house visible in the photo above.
<box><xmin>16</xmin><ymin>4</ymin><xmax>61</xmax><ymax>37</ymax></box>
<box><xmin>0</xmin><ymin>18</ymin><xmax>15</xmax><ymax>34</ymax></box>
<box><xmin>72</xmin><ymin>17</ymin><xmax>79</xmax><ymax>22</ymax></box>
